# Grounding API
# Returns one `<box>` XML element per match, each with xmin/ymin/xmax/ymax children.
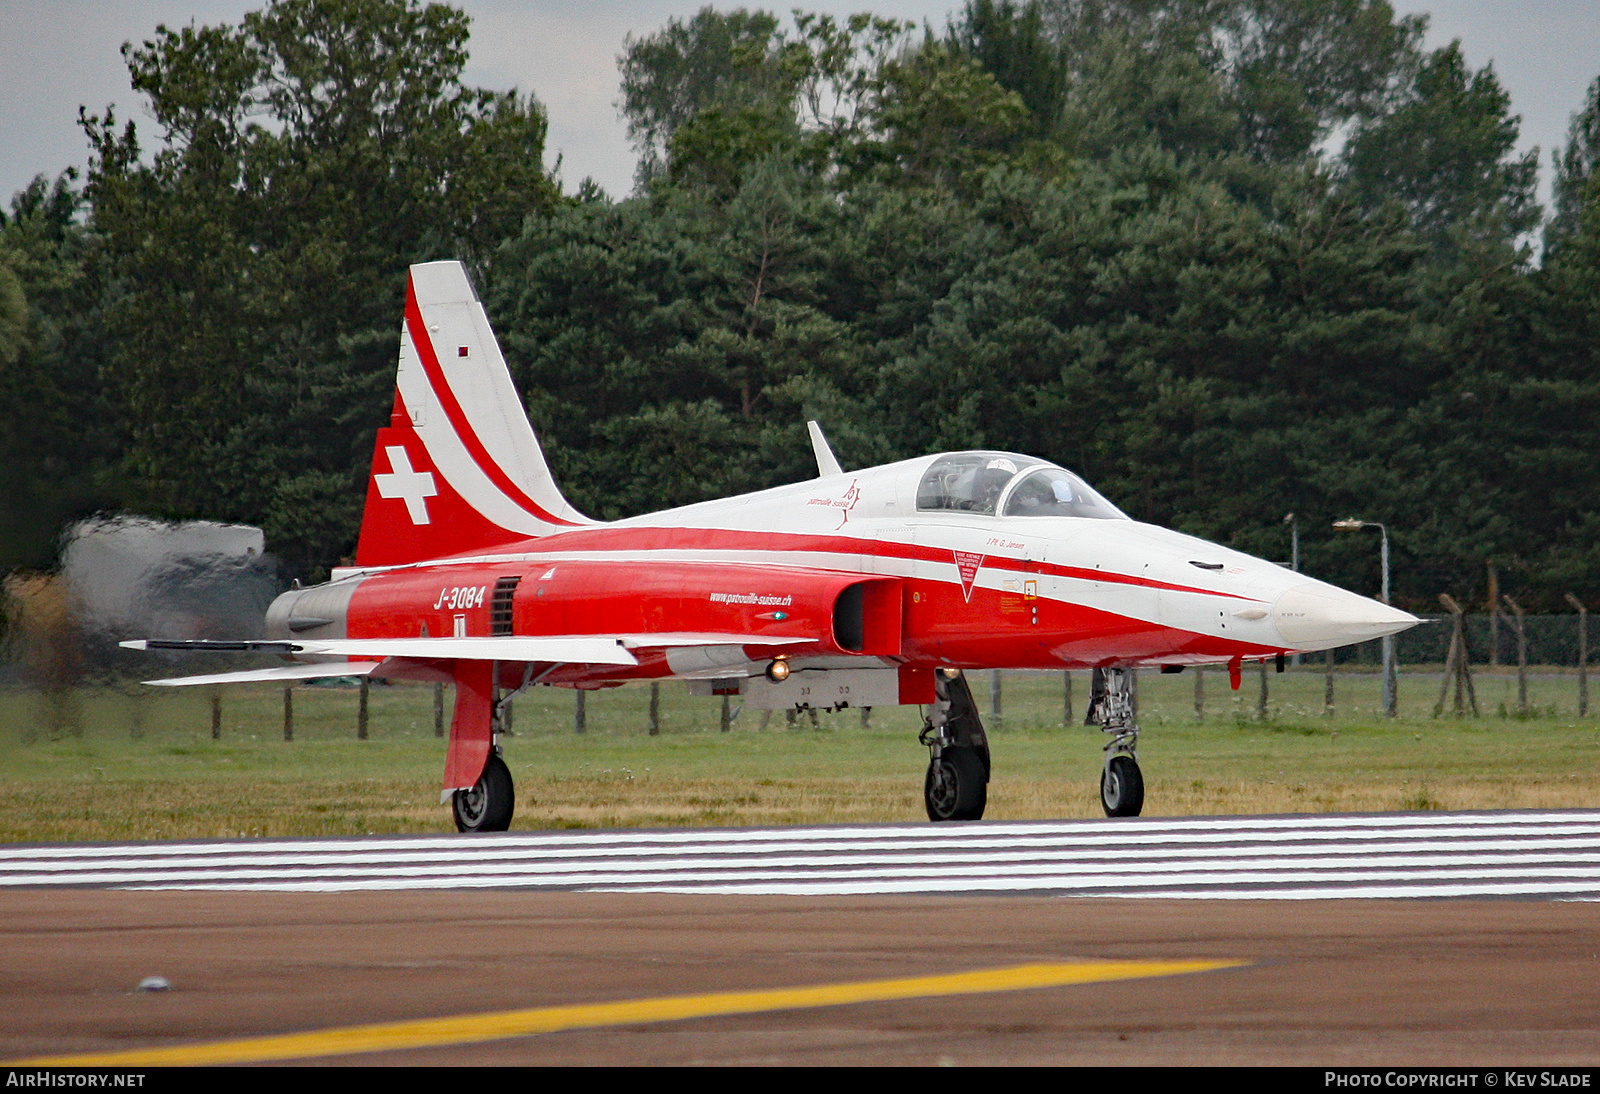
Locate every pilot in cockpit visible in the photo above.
<box><xmin>970</xmin><ymin>457</ymin><xmax>1018</xmax><ymax>512</ymax></box>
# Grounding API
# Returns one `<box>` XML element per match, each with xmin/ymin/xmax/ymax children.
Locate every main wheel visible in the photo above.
<box><xmin>1100</xmin><ymin>754</ymin><xmax>1144</xmax><ymax>817</ymax></box>
<box><xmin>453</xmin><ymin>753</ymin><xmax>515</xmax><ymax>832</ymax></box>
<box><xmin>925</xmin><ymin>746</ymin><xmax>988</xmax><ymax>822</ymax></box>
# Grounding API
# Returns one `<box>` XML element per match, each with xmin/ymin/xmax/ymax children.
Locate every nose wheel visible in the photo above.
<box><xmin>1087</xmin><ymin>668</ymin><xmax>1144</xmax><ymax>817</ymax></box>
<box><xmin>1100</xmin><ymin>753</ymin><xmax>1144</xmax><ymax>817</ymax></box>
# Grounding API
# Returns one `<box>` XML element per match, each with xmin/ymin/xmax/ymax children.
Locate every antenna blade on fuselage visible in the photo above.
<box><xmin>807</xmin><ymin>420</ymin><xmax>844</xmax><ymax>478</ymax></box>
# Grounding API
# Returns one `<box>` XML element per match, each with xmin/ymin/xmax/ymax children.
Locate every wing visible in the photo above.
<box><xmin>120</xmin><ymin>633</ymin><xmax>807</xmax><ymax>687</ymax></box>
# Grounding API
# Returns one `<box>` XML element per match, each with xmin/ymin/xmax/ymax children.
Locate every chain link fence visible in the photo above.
<box><xmin>1331</xmin><ymin>614</ymin><xmax>1594</xmax><ymax>667</ymax></box>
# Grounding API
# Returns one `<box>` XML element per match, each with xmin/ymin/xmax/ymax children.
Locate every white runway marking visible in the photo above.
<box><xmin>8</xmin><ymin>811</ymin><xmax>1600</xmax><ymax>899</ymax></box>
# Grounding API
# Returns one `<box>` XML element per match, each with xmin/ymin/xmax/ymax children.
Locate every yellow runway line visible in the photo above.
<box><xmin>18</xmin><ymin>958</ymin><xmax>1246</xmax><ymax>1066</ymax></box>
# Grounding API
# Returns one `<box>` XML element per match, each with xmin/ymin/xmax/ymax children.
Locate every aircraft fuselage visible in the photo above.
<box><xmin>268</xmin><ymin>451</ymin><xmax>1411</xmax><ymax>693</ymax></box>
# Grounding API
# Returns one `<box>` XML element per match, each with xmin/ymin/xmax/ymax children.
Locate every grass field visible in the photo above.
<box><xmin>0</xmin><ymin>665</ymin><xmax>1595</xmax><ymax>841</ymax></box>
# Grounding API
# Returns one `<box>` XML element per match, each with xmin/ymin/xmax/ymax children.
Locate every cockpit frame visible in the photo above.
<box><xmin>914</xmin><ymin>451</ymin><xmax>1126</xmax><ymax>521</ymax></box>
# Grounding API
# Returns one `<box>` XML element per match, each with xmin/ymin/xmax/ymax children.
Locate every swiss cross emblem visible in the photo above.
<box><xmin>374</xmin><ymin>444</ymin><xmax>438</xmax><ymax>525</ymax></box>
<box><xmin>953</xmin><ymin>551</ymin><xmax>984</xmax><ymax>602</ymax></box>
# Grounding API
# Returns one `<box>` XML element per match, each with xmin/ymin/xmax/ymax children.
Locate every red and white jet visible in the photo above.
<box><xmin>127</xmin><ymin>261</ymin><xmax>1419</xmax><ymax>830</ymax></box>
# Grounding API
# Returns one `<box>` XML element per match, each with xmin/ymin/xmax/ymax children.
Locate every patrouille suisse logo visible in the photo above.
<box><xmin>952</xmin><ymin>550</ymin><xmax>984</xmax><ymax>602</ymax></box>
<box><xmin>806</xmin><ymin>478</ymin><xmax>861</xmax><ymax>529</ymax></box>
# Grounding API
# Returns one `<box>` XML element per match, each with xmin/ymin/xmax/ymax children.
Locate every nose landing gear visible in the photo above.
<box><xmin>920</xmin><ymin>670</ymin><xmax>990</xmax><ymax>821</ymax></box>
<box><xmin>1100</xmin><ymin>753</ymin><xmax>1143</xmax><ymax>817</ymax></box>
<box><xmin>1087</xmin><ymin>667</ymin><xmax>1144</xmax><ymax>817</ymax></box>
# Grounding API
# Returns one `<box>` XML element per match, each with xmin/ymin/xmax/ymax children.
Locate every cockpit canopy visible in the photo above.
<box><xmin>915</xmin><ymin>452</ymin><xmax>1127</xmax><ymax>520</ymax></box>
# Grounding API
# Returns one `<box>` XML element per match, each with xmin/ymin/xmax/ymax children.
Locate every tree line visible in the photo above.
<box><xmin>2</xmin><ymin>0</ymin><xmax>1598</xmax><ymax>611</ymax></box>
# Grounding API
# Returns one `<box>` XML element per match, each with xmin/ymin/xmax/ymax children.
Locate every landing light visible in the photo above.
<box><xmin>765</xmin><ymin>658</ymin><xmax>791</xmax><ymax>683</ymax></box>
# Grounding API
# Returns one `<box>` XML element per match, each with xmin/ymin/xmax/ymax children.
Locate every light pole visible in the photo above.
<box><xmin>1334</xmin><ymin>519</ymin><xmax>1396</xmax><ymax>716</ymax></box>
<box><xmin>1284</xmin><ymin>513</ymin><xmax>1300</xmax><ymax>665</ymax></box>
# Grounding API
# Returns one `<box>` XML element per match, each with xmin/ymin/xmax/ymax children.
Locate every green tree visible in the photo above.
<box><xmin>81</xmin><ymin>0</ymin><xmax>561</xmax><ymax>579</ymax></box>
<box><xmin>1524</xmin><ymin>167</ymin><xmax>1600</xmax><ymax>596</ymax></box>
<box><xmin>1549</xmin><ymin>73</ymin><xmax>1600</xmax><ymax>250</ymax></box>
<box><xmin>495</xmin><ymin>157</ymin><xmax>856</xmax><ymax>518</ymax></box>
<box><xmin>619</xmin><ymin>7</ymin><xmax>796</xmax><ymax>186</ymax></box>
<box><xmin>958</xmin><ymin>1</ymin><xmax>1423</xmax><ymax>167</ymax></box>
<box><xmin>854</xmin><ymin>39</ymin><xmax>1032</xmax><ymax>193</ymax></box>
<box><xmin>0</xmin><ymin>173</ymin><xmax>122</xmax><ymax>572</ymax></box>
<box><xmin>1341</xmin><ymin>41</ymin><xmax>1538</xmax><ymax>253</ymax></box>
<box><xmin>622</xmin><ymin>7</ymin><xmax>912</xmax><ymax>189</ymax></box>
<box><xmin>956</xmin><ymin>0</ymin><xmax>1065</xmax><ymax>135</ymax></box>
<box><xmin>1214</xmin><ymin>0</ymin><xmax>1424</xmax><ymax>164</ymax></box>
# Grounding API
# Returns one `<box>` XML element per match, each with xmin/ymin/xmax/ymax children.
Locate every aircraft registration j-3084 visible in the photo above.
<box><xmin>125</xmin><ymin>261</ymin><xmax>1419</xmax><ymax>831</ymax></box>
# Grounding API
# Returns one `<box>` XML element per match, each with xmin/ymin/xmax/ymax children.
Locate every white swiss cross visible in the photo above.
<box><xmin>374</xmin><ymin>445</ymin><xmax>438</xmax><ymax>525</ymax></box>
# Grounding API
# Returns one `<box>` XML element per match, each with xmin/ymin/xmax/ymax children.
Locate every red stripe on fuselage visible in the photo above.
<box><xmin>403</xmin><ymin>279</ymin><xmax>579</xmax><ymax>529</ymax></box>
<box><xmin>418</xmin><ymin>524</ymin><xmax>1263</xmax><ymax>603</ymax></box>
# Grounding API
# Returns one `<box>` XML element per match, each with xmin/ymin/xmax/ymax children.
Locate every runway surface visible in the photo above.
<box><xmin>6</xmin><ymin>809</ymin><xmax>1600</xmax><ymax>899</ymax></box>
<box><xmin>8</xmin><ymin>810</ymin><xmax>1600</xmax><ymax>1065</ymax></box>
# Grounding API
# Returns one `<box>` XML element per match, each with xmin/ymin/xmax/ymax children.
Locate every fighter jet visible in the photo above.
<box><xmin>125</xmin><ymin>261</ymin><xmax>1419</xmax><ymax>831</ymax></box>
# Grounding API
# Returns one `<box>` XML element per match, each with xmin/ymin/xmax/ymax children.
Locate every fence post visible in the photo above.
<box><xmin>1193</xmin><ymin>666</ymin><xmax>1204</xmax><ymax>721</ymax></box>
<box><xmin>1324</xmin><ymin>648</ymin><xmax>1335</xmax><ymax>716</ymax></box>
<box><xmin>1063</xmin><ymin>670</ymin><xmax>1073</xmax><ymax>725</ymax></box>
<box><xmin>989</xmin><ymin>669</ymin><xmax>1002</xmax><ymax>727</ymax></box>
<box><xmin>1434</xmin><ymin>594</ymin><xmax>1478</xmax><ymax>718</ymax></box>
<box><xmin>574</xmin><ymin>690</ymin><xmax>586</xmax><ymax>734</ymax></box>
<box><xmin>1503</xmin><ymin>596</ymin><xmax>1529</xmax><ymax>715</ymax></box>
<box><xmin>211</xmin><ymin>690</ymin><xmax>221</xmax><ymax>740</ymax></box>
<box><xmin>648</xmin><ymin>681</ymin><xmax>660</xmax><ymax>736</ymax></box>
<box><xmin>1257</xmin><ymin>659</ymin><xmax>1269</xmax><ymax>721</ymax></box>
<box><xmin>433</xmin><ymin>682</ymin><xmax>444</xmax><ymax>738</ymax></box>
<box><xmin>720</xmin><ymin>694</ymin><xmax>731</xmax><ymax>733</ymax></box>
<box><xmin>1487</xmin><ymin>563</ymin><xmax>1501</xmax><ymax>667</ymax></box>
<box><xmin>1566</xmin><ymin>594</ymin><xmax>1589</xmax><ymax>718</ymax></box>
<box><xmin>357</xmin><ymin>678</ymin><xmax>369</xmax><ymax>740</ymax></box>
<box><xmin>283</xmin><ymin>686</ymin><xmax>293</xmax><ymax>742</ymax></box>
<box><xmin>127</xmin><ymin>685</ymin><xmax>144</xmax><ymax>740</ymax></box>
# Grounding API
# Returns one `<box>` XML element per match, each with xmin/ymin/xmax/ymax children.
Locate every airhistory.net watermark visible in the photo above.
<box><xmin>5</xmin><ymin>1074</ymin><xmax>146</xmax><ymax>1088</ymax></box>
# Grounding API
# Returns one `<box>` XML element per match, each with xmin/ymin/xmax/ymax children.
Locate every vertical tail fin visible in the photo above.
<box><xmin>353</xmin><ymin>261</ymin><xmax>591</xmax><ymax>568</ymax></box>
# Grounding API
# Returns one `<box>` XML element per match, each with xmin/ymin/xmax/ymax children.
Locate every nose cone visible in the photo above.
<box><xmin>1273</xmin><ymin>582</ymin><xmax>1419</xmax><ymax>651</ymax></box>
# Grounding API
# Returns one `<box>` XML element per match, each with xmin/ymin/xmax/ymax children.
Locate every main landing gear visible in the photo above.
<box><xmin>452</xmin><ymin>669</ymin><xmax>521</xmax><ymax>833</ymax></box>
<box><xmin>920</xmin><ymin>670</ymin><xmax>990</xmax><ymax>821</ymax></box>
<box><xmin>1086</xmin><ymin>667</ymin><xmax>1144</xmax><ymax>817</ymax></box>
<box><xmin>452</xmin><ymin>751</ymin><xmax>515</xmax><ymax>832</ymax></box>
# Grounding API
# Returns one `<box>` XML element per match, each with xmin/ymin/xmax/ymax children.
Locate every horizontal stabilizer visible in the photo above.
<box><xmin>125</xmin><ymin>639</ymin><xmax>297</xmax><ymax>654</ymax></box>
<box><xmin>144</xmin><ymin>662</ymin><xmax>382</xmax><ymax>688</ymax></box>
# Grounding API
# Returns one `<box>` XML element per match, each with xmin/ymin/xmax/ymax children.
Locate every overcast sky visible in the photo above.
<box><xmin>4</xmin><ymin>1</ymin><xmax>1599</xmax><ymax>210</ymax></box>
